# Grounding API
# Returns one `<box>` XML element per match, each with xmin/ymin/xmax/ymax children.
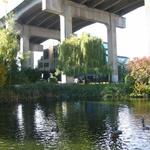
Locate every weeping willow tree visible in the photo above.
<box><xmin>80</xmin><ymin>33</ymin><xmax>108</xmax><ymax>75</ymax></box>
<box><xmin>57</xmin><ymin>33</ymin><xmax>111</xmax><ymax>78</ymax></box>
<box><xmin>57</xmin><ymin>35</ymin><xmax>81</xmax><ymax>75</ymax></box>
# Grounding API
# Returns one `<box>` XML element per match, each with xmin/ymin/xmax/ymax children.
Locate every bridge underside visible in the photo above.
<box><xmin>72</xmin><ymin>0</ymin><xmax>144</xmax><ymax>15</ymax></box>
<box><xmin>14</xmin><ymin>0</ymin><xmax>144</xmax><ymax>44</ymax></box>
<box><xmin>7</xmin><ymin>0</ymin><xmax>145</xmax><ymax>82</ymax></box>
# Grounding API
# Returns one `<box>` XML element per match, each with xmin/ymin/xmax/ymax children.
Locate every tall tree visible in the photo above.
<box><xmin>57</xmin><ymin>33</ymin><xmax>110</xmax><ymax>78</ymax></box>
<box><xmin>0</xmin><ymin>14</ymin><xmax>19</xmax><ymax>86</ymax></box>
<box><xmin>80</xmin><ymin>33</ymin><xmax>107</xmax><ymax>75</ymax></box>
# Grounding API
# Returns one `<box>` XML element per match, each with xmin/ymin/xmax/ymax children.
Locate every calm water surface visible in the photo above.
<box><xmin>0</xmin><ymin>99</ymin><xmax>150</xmax><ymax>150</ymax></box>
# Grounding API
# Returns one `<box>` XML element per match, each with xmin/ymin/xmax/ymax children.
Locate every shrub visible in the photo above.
<box><xmin>126</xmin><ymin>57</ymin><xmax>150</xmax><ymax>96</ymax></box>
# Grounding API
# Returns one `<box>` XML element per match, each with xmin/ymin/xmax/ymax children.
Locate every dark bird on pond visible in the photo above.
<box><xmin>51</xmin><ymin>125</ymin><xmax>59</xmax><ymax>133</ymax></box>
<box><xmin>142</xmin><ymin>117</ymin><xmax>150</xmax><ymax>130</ymax></box>
<box><xmin>111</xmin><ymin>127</ymin><xmax>122</xmax><ymax>139</ymax></box>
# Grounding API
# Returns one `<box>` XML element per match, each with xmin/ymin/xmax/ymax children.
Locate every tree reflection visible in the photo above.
<box><xmin>1</xmin><ymin>99</ymin><xmax>150</xmax><ymax>149</ymax></box>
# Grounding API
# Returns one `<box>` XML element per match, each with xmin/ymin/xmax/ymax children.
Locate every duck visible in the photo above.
<box><xmin>142</xmin><ymin>117</ymin><xmax>150</xmax><ymax>130</ymax></box>
<box><xmin>111</xmin><ymin>127</ymin><xmax>122</xmax><ymax>139</ymax></box>
<box><xmin>51</xmin><ymin>125</ymin><xmax>59</xmax><ymax>133</ymax></box>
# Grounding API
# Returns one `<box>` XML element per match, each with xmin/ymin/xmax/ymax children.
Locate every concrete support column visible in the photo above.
<box><xmin>145</xmin><ymin>0</ymin><xmax>150</xmax><ymax>55</ymax></box>
<box><xmin>20</xmin><ymin>35</ymin><xmax>29</xmax><ymax>53</ymax></box>
<box><xmin>107</xmin><ymin>15</ymin><xmax>118</xmax><ymax>82</ymax></box>
<box><xmin>20</xmin><ymin>34</ymin><xmax>34</xmax><ymax>69</ymax></box>
<box><xmin>60</xmin><ymin>5</ymin><xmax>72</xmax><ymax>42</ymax></box>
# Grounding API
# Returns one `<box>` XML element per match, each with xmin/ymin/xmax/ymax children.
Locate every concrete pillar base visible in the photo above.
<box><xmin>111</xmin><ymin>74</ymin><xmax>118</xmax><ymax>83</ymax></box>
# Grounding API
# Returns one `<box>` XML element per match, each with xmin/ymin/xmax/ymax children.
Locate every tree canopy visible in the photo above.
<box><xmin>126</xmin><ymin>57</ymin><xmax>150</xmax><ymax>95</ymax></box>
<box><xmin>57</xmin><ymin>33</ymin><xmax>110</xmax><ymax>77</ymax></box>
<box><xmin>0</xmin><ymin>14</ymin><xmax>19</xmax><ymax>86</ymax></box>
<box><xmin>127</xmin><ymin>57</ymin><xmax>150</xmax><ymax>83</ymax></box>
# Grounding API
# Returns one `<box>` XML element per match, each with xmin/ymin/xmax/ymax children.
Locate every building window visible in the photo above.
<box><xmin>44</xmin><ymin>63</ymin><xmax>49</xmax><ymax>67</ymax></box>
<box><xmin>44</xmin><ymin>50</ymin><xmax>49</xmax><ymax>59</ymax></box>
<box><xmin>38</xmin><ymin>62</ymin><xmax>43</xmax><ymax>68</ymax></box>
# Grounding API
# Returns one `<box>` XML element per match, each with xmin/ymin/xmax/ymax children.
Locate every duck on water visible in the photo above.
<box><xmin>111</xmin><ymin>127</ymin><xmax>122</xmax><ymax>139</ymax></box>
<box><xmin>142</xmin><ymin>117</ymin><xmax>150</xmax><ymax>130</ymax></box>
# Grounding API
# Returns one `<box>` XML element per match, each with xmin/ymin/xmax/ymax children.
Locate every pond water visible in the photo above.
<box><xmin>0</xmin><ymin>99</ymin><xmax>150</xmax><ymax>150</ymax></box>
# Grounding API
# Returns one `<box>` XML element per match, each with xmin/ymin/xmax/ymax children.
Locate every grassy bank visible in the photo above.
<box><xmin>0</xmin><ymin>83</ymin><xmax>130</xmax><ymax>102</ymax></box>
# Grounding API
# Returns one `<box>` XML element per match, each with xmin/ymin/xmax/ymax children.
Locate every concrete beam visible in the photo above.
<box><xmin>80</xmin><ymin>0</ymin><xmax>88</xmax><ymax>4</ymax></box>
<box><xmin>16</xmin><ymin>23</ymin><xmax>60</xmax><ymax>40</ymax></box>
<box><xmin>20</xmin><ymin>35</ymin><xmax>34</xmax><ymax>69</ymax></box>
<box><xmin>42</xmin><ymin>0</ymin><xmax>63</xmax><ymax>15</ymax></box>
<box><xmin>14</xmin><ymin>0</ymin><xmax>41</xmax><ymax>20</ymax></box>
<box><xmin>60</xmin><ymin>5</ymin><xmax>72</xmax><ymax>42</ymax></box>
<box><xmin>26</xmin><ymin>12</ymin><xmax>43</xmax><ymax>24</ymax></box>
<box><xmin>42</xmin><ymin>0</ymin><xmax>125</xmax><ymax>28</ymax></box>
<box><xmin>103</xmin><ymin>0</ymin><xmax>122</xmax><ymax>11</ymax></box>
<box><xmin>88</xmin><ymin>0</ymin><xmax>105</xmax><ymax>8</ymax></box>
<box><xmin>20</xmin><ymin>34</ymin><xmax>29</xmax><ymax>52</ymax></box>
<box><xmin>68</xmin><ymin>1</ymin><xmax>126</xmax><ymax>28</ymax></box>
<box><xmin>112</xmin><ymin>0</ymin><xmax>141</xmax><ymax>14</ymax></box>
<box><xmin>29</xmin><ymin>43</ymin><xmax>43</xmax><ymax>52</ymax></box>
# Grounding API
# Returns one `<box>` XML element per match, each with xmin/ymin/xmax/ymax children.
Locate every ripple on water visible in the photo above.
<box><xmin>1</xmin><ymin>100</ymin><xmax>150</xmax><ymax>149</ymax></box>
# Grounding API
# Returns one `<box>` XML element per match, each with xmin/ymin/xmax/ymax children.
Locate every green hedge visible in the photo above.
<box><xmin>0</xmin><ymin>83</ymin><xmax>131</xmax><ymax>102</ymax></box>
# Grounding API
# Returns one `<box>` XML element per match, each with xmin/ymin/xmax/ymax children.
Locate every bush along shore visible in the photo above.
<box><xmin>0</xmin><ymin>82</ymin><xmax>132</xmax><ymax>103</ymax></box>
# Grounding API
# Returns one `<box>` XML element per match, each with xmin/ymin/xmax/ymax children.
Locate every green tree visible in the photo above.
<box><xmin>57</xmin><ymin>33</ymin><xmax>111</xmax><ymax>80</ymax></box>
<box><xmin>58</xmin><ymin>35</ymin><xmax>81</xmax><ymax>75</ymax></box>
<box><xmin>80</xmin><ymin>33</ymin><xmax>107</xmax><ymax>74</ymax></box>
<box><xmin>21</xmin><ymin>68</ymin><xmax>41</xmax><ymax>83</ymax></box>
<box><xmin>0</xmin><ymin>14</ymin><xmax>19</xmax><ymax>86</ymax></box>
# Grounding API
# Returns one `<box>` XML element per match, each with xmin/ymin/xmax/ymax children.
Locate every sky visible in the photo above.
<box><xmin>0</xmin><ymin>0</ymin><xmax>23</xmax><ymax>16</ymax></box>
<box><xmin>0</xmin><ymin>0</ymin><xmax>148</xmax><ymax>61</ymax></box>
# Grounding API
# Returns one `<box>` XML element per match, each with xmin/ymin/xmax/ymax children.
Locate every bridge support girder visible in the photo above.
<box><xmin>107</xmin><ymin>15</ymin><xmax>118</xmax><ymax>82</ymax></box>
<box><xmin>17</xmin><ymin>23</ymin><xmax>59</xmax><ymax>68</ymax></box>
<box><xmin>42</xmin><ymin>0</ymin><xmax>126</xmax><ymax>82</ymax></box>
<box><xmin>60</xmin><ymin>5</ymin><xmax>72</xmax><ymax>42</ymax></box>
<box><xmin>20</xmin><ymin>34</ymin><xmax>34</xmax><ymax>69</ymax></box>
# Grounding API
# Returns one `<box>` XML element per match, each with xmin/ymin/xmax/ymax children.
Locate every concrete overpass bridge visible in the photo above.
<box><xmin>1</xmin><ymin>0</ymin><xmax>148</xmax><ymax>82</ymax></box>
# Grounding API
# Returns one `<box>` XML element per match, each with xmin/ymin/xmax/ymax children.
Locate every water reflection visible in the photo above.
<box><xmin>34</xmin><ymin>104</ymin><xmax>59</xmax><ymax>147</ymax></box>
<box><xmin>62</xmin><ymin>101</ymin><xmax>67</xmax><ymax>118</ymax></box>
<box><xmin>0</xmin><ymin>100</ymin><xmax>150</xmax><ymax>149</ymax></box>
<box><xmin>117</xmin><ymin>104</ymin><xmax>150</xmax><ymax>150</ymax></box>
<box><xmin>16</xmin><ymin>104</ymin><xmax>25</xmax><ymax>140</ymax></box>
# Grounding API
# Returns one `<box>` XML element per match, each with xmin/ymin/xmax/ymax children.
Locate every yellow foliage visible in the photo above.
<box><xmin>0</xmin><ymin>64</ymin><xmax>7</xmax><ymax>87</ymax></box>
<box><xmin>134</xmin><ymin>82</ymin><xmax>147</xmax><ymax>95</ymax></box>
